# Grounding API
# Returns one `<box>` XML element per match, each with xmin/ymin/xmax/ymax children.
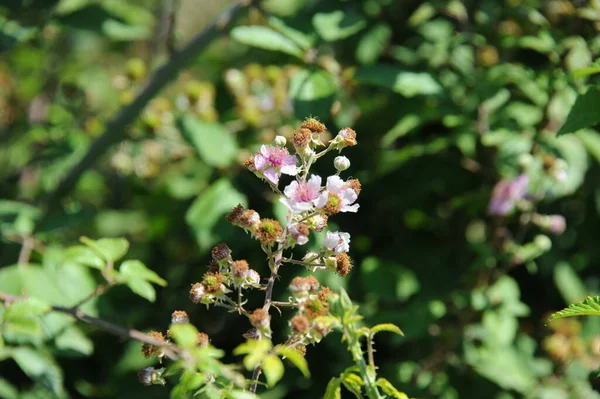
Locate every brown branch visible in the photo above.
<box><xmin>42</xmin><ymin>0</ymin><xmax>256</xmax><ymax>210</ymax></box>
<box><xmin>0</xmin><ymin>292</ymin><xmax>184</xmax><ymax>360</ymax></box>
<box><xmin>17</xmin><ymin>237</ymin><xmax>34</xmax><ymax>267</ymax></box>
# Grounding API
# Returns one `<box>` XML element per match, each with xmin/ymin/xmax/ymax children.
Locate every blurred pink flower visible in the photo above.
<box><xmin>254</xmin><ymin>145</ymin><xmax>297</xmax><ymax>184</ymax></box>
<box><xmin>488</xmin><ymin>174</ymin><xmax>529</xmax><ymax>216</ymax></box>
<box><xmin>323</xmin><ymin>175</ymin><xmax>359</xmax><ymax>213</ymax></box>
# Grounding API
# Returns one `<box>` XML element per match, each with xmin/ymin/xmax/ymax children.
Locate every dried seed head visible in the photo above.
<box><xmin>346</xmin><ymin>178</ymin><xmax>361</xmax><ymax>196</ymax></box>
<box><xmin>231</xmin><ymin>260</ymin><xmax>250</xmax><ymax>278</ymax></box>
<box><xmin>202</xmin><ymin>272</ymin><xmax>226</xmax><ymax>294</ymax></box>
<box><xmin>141</xmin><ymin>331</ymin><xmax>165</xmax><ymax>358</ymax></box>
<box><xmin>339</xmin><ymin>128</ymin><xmax>357</xmax><ymax>146</ymax></box>
<box><xmin>254</xmin><ymin>218</ymin><xmax>283</xmax><ymax>245</ymax></box>
<box><xmin>318</xmin><ymin>286</ymin><xmax>335</xmax><ymax>303</ymax></box>
<box><xmin>197</xmin><ymin>332</ymin><xmax>210</xmax><ymax>347</ymax></box>
<box><xmin>291</xmin><ymin>315</ymin><xmax>310</xmax><ymax>333</ymax></box>
<box><xmin>292</xmin><ymin>128</ymin><xmax>312</xmax><ymax>149</ymax></box>
<box><xmin>250</xmin><ymin>308</ymin><xmax>270</xmax><ymax>328</ymax></box>
<box><xmin>335</xmin><ymin>253</ymin><xmax>353</xmax><ymax>277</ymax></box>
<box><xmin>307</xmin><ymin>214</ymin><xmax>328</xmax><ymax>232</ymax></box>
<box><xmin>171</xmin><ymin>310</ymin><xmax>189</xmax><ymax>324</ymax></box>
<box><xmin>189</xmin><ymin>282</ymin><xmax>206</xmax><ymax>304</ymax></box>
<box><xmin>303</xmin><ymin>298</ymin><xmax>329</xmax><ymax>320</ymax></box>
<box><xmin>289</xmin><ymin>276</ymin><xmax>320</xmax><ymax>294</ymax></box>
<box><xmin>226</xmin><ymin>204</ymin><xmax>245</xmax><ymax>224</ymax></box>
<box><xmin>301</xmin><ymin>117</ymin><xmax>326</xmax><ymax>134</ymax></box>
<box><xmin>138</xmin><ymin>367</ymin><xmax>154</xmax><ymax>386</ymax></box>
<box><xmin>211</xmin><ymin>243</ymin><xmax>232</xmax><ymax>262</ymax></box>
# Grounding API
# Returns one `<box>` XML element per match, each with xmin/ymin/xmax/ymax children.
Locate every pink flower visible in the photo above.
<box><xmin>280</xmin><ymin>175</ymin><xmax>327</xmax><ymax>213</ymax></box>
<box><xmin>322</xmin><ymin>176</ymin><xmax>359</xmax><ymax>213</ymax></box>
<box><xmin>488</xmin><ymin>174</ymin><xmax>529</xmax><ymax>216</ymax></box>
<box><xmin>323</xmin><ymin>231</ymin><xmax>351</xmax><ymax>254</ymax></box>
<box><xmin>254</xmin><ymin>145</ymin><xmax>297</xmax><ymax>184</ymax></box>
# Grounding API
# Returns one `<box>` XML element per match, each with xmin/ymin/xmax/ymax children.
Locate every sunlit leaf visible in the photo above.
<box><xmin>231</xmin><ymin>26</ymin><xmax>304</xmax><ymax>58</ymax></box>
<box><xmin>371</xmin><ymin>323</ymin><xmax>404</xmax><ymax>337</ymax></box>
<box><xmin>547</xmin><ymin>296</ymin><xmax>600</xmax><ymax>323</ymax></box>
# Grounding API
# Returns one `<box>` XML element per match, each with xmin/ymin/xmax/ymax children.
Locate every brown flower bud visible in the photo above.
<box><xmin>189</xmin><ymin>283</ymin><xmax>206</xmax><ymax>304</ymax></box>
<box><xmin>250</xmin><ymin>308</ymin><xmax>270</xmax><ymax>328</ymax></box>
<box><xmin>171</xmin><ymin>310</ymin><xmax>189</xmax><ymax>324</ymax></box>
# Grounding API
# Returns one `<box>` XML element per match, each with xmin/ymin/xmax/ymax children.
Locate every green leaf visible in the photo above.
<box><xmin>547</xmin><ymin>296</ymin><xmax>600</xmax><ymax>323</ymax></box>
<box><xmin>576</xmin><ymin>129</ymin><xmax>600</xmax><ymax>165</ymax></box>
<box><xmin>355</xmin><ymin>66</ymin><xmax>441</xmax><ymax>97</ymax></box>
<box><xmin>185</xmin><ymin>178</ymin><xmax>247</xmax><ymax>251</ymax></box>
<box><xmin>277</xmin><ymin>345</ymin><xmax>309</xmax><ymax>377</ymax></box>
<box><xmin>341</xmin><ymin>373</ymin><xmax>363</xmax><ymax>398</ymax></box>
<box><xmin>178</xmin><ymin>116</ymin><xmax>238</xmax><ymax>168</ymax></box>
<box><xmin>554</xmin><ymin>262</ymin><xmax>587</xmax><ymax>305</ymax></box>
<box><xmin>289</xmin><ymin>69</ymin><xmax>336</xmax><ymax>121</ymax></box>
<box><xmin>371</xmin><ymin>323</ymin><xmax>405</xmax><ymax>337</ymax></box>
<box><xmin>4</xmin><ymin>297</ymin><xmax>50</xmax><ymax>319</ymax></box>
<box><xmin>313</xmin><ymin>11</ymin><xmax>366</xmax><ymax>42</ymax></box>
<box><xmin>12</xmin><ymin>347</ymin><xmax>64</xmax><ymax>396</ymax></box>
<box><xmin>573</xmin><ymin>66</ymin><xmax>600</xmax><ymax>79</ymax></box>
<box><xmin>324</xmin><ymin>378</ymin><xmax>342</xmax><ymax>399</ymax></box>
<box><xmin>119</xmin><ymin>260</ymin><xmax>167</xmax><ymax>286</ymax></box>
<box><xmin>376</xmin><ymin>378</ymin><xmax>409</xmax><ymax>399</ymax></box>
<box><xmin>356</xmin><ymin>24</ymin><xmax>392</xmax><ymax>65</ymax></box>
<box><xmin>125</xmin><ymin>279</ymin><xmax>156</xmax><ymax>302</ymax></box>
<box><xmin>80</xmin><ymin>236</ymin><xmax>129</xmax><ymax>263</ymax></box>
<box><xmin>169</xmin><ymin>323</ymin><xmax>199</xmax><ymax>349</ymax></box>
<box><xmin>0</xmin><ymin>377</ymin><xmax>18</xmax><ymax>399</ymax></box>
<box><xmin>262</xmin><ymin>355</ymin><xmax>284</xmax><ymax>387</ymax></box>
<box><xmin>230</xmin><ymin>26</ymin><xmax>304</xmax><ymax>58</ymax></box>
<box><xmin>55</xmin><ymin>325</ymin><xmax>94</xmax><ymax>356</ymax></box>
<box><xmin>3</xmin><ymin>317</ymin><xmax>42</xmax><ymax>344</ymax></box>
<box><xmin>268</xmin><ymin>16</ymin><xmax>314</xmax><ymax>50</ymax></box>
<box><xmin>558</xmin><ymin>87</ymin><xmax>600</xmax><ymax>135</ymax></box>
<box><xmin>227</xmin><ymin>391</ymin><xmax>259</xmax><ymax>399</ymax></box>
<box><xmin>233</xmin><ymin>339</ymin><xmax>272</xmax><ymax>370</ymax></box>
<box><xmin>63</xmin><ymin>245</ymin><xmax>105</xmax><ymax>269</ymax></box>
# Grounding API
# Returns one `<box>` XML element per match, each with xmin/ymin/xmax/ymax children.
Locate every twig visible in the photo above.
<box><xmin>0</xmin><ymin>292</ymin><xmax>184</xmax><ymax>360</ymax></box>
<box><xmin>17</xmin><ymin>236</ymin><xmax>34</xmax><ymax>267</ymax></box>
<box><xmin>43</xmin><ymin>0</ymin><xmax>256</xmax><ymax>210</ymax></box>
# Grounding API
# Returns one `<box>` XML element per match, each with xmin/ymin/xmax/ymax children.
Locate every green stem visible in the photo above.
<box><xmin>345</xmin><ymin>326</ymin><xmax>382</xmax><ymax>399</ymax></box>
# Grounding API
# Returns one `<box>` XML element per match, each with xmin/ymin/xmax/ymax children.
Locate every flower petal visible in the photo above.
<box><xmin>263</xmin><ymin>168</ymin><xmax>279</xmax><ymax>184</ymax></box>
<box><xmin>314</xmin><ymin>191</ymin><xmax>328</xmax><ymax>209</ymax></box>
<box><xmin>254</xmin><ymin>154</ymin><xmax>266</xmax><ymax>170</ymax></box>
<box><xmin>280</xmin><ymin>164</ymin><xmax>297</xmax><ymax>176</ymax></box>
<box><xmin>326</xmin><ymin>175</ymin><xmax>344</xmax><ymax>194</ymax></box>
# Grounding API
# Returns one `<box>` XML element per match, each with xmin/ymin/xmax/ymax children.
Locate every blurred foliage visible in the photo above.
<box><xmin>2</xmin><ymin>0</ymin><xmax>600</xmax><ymax>398</ymax></box>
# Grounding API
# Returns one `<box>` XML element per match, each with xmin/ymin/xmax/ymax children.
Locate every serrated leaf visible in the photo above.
<box><xmin>371</xmin><ymin>323</ymin><xmax>405</xmax><ymax>337</ymax></box>
<box><xmin>120</xmin><ymin>260</ymin><xmax>167</xmax><ymax>286</ymax></box>
<box><xmin>547</xmin><ymin>296</ymin><xmax>600</xmax><ymax>323</ymax></box>
<box><xmin>125</xmin><ymin>279</ymin><xmax>156</xmax><ymax>302</ymax></box>
<box><xmin>169</xmin><ymin>323</ymin><xmax>199</xmax><ymax>349</ymax></box>
<box><xmin>63</xmin><ymin>245</ymin><xmax>105</xmax><ymax>269</ymax></box>
<box><xmin>231</xmin><ymin>26</ymin><xmax>304</xmax><ymax>58</ymax></box>
<box><xmin>355</xmin><ymin>66</ymin><xmax>441</xmax><ymax>97</ymax></box>
<box><xmin>324</xmin><ymin>378</ymin><xmax>342</xmax><ymax>399</ymax></box>
<box><xmin>80</xmin><ymin>236</ymin><xmax>129</xmax><ymax>263</ymax></box>
<box><xmin>376</xmin><ymin>378</ymin><xmax>409</xmax><ymax>399</ymax></box>
<box><xmin>262</xmin><ymin>355</ymin><xmax>284</xmax><ymax>387</ymax></box>
<box><xmin>277</xmin><ymin>345</ymin><xmax>309</xmax><ymax>377</ymax></box>
<box><xmin>313</xmin><ymin>11</ymin><xmax>366</xmax><ymax>42</ymax></box>
<box><xmin>268</xmin><ymin>16</ymin><xmax>313</xmax><ymax>50</ymax></box>
<box><xmin>558</xmin><ymin>87</ymin><xmax>600</xmax><ymax>135</ymax></box>
<box><xmin>178</xmin><ymin>116</ymin><xmax>238</xmax><ymax>168</ymax></box>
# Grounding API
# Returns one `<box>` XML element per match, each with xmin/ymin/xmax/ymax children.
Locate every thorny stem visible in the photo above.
<box><xmin>0</xmin><ymin>292</ymin><xmax>185</xmax><ymax>361</ymax></box>
<box><xmin>344</xmin><ymin>324</ymin><xmax>382</xmax><ymax>399</ymax></box>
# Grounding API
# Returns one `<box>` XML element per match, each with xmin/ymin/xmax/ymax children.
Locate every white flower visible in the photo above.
<box><xmin>288</xmin><ymin>223</ymin><xmax>309</xmax><ymax>245</ymax></box>
<box><xmin>323</xmin><ymin>175</ymin><xmax>359</xmax><ymax>213</ymax></box>
<box><xmin>323</xmin><ymin>231</ymin><xmax>351</xmax><ymax>254</ymax></box>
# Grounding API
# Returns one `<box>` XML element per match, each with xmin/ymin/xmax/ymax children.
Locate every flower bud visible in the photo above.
<box><xmin>138</xmin><ymin>367</ymin><xmax>166</xmax><ymax>386</ymax></box>
<box><xmin>247</xmin><ymin>269</ymin><xmax>261</xmax><ymax>286</ymax></box>
<box><xmin>329</xmin><ymin>128</ymin><xmax>357</xmax><ymax>151</ymax></box>
<box><xmin>274</xmin><ymin>135</ymin><xmax>287</xmax><ymax>147</ymax></box>
<box><xmin>334</xmin><ymin>156</ymin><xmax>350</xmax><ymax>172</ymax></box>
<box><xmin>534</xmin><ymin>234</ymin><xmax>552</xmax><ymax>251</ymax></box>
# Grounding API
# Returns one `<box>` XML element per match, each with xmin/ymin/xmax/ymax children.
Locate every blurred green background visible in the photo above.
<box><xmin>1</xmin><ymin>0</ymin><xmax>600</xmax><ymax>398</ymax></box>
